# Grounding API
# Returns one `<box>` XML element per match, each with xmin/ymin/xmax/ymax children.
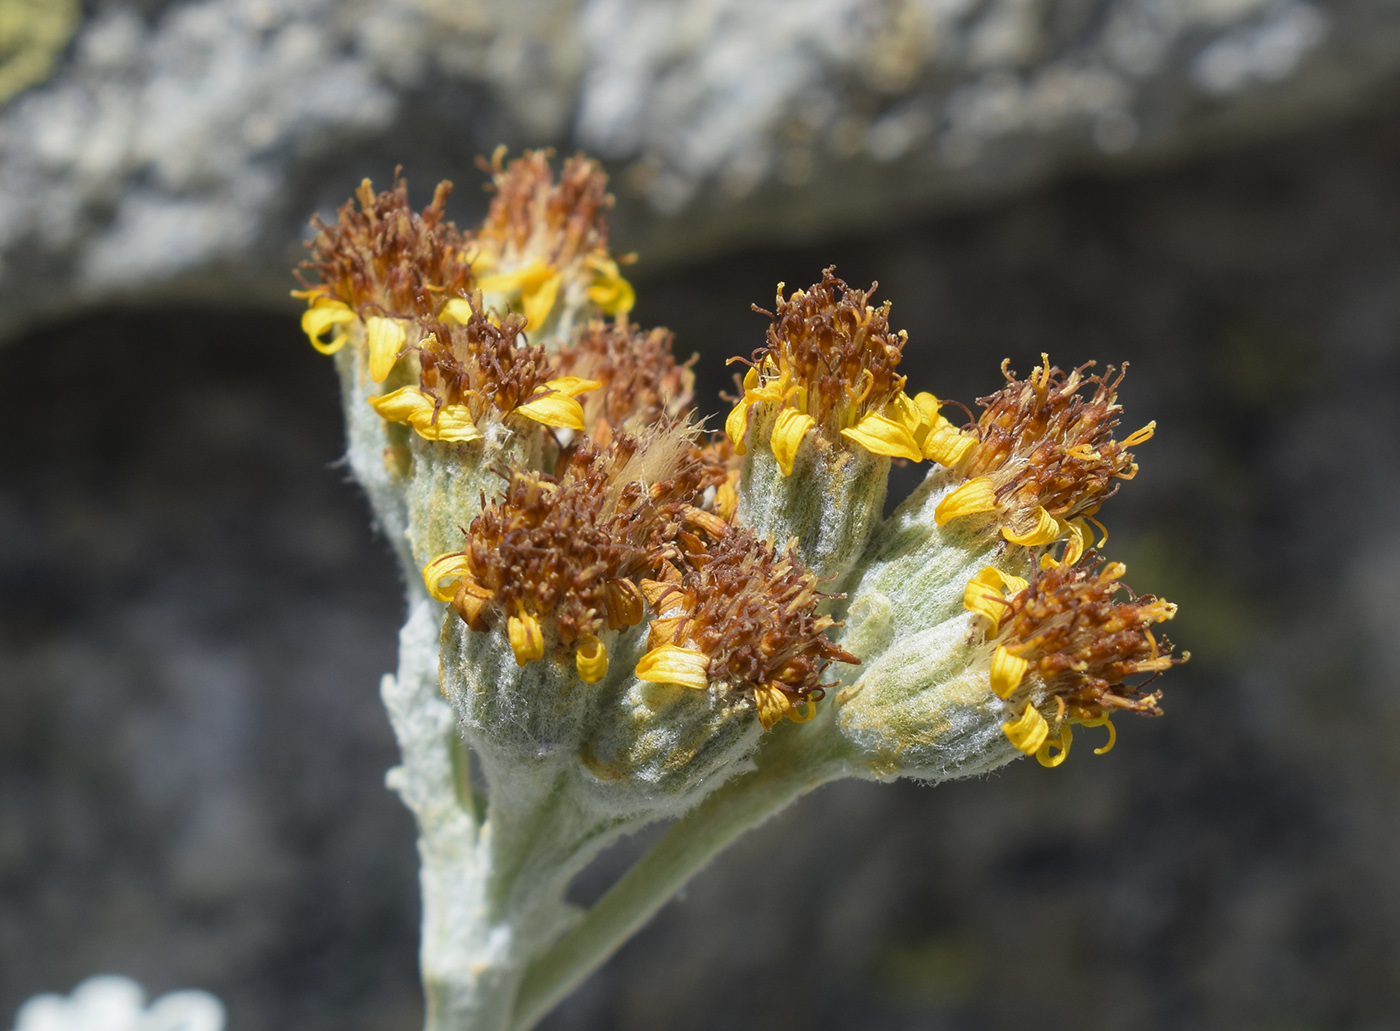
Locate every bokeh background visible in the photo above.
<box><xmin>4</xmin><ymin>1</ymin><xmax>1400</xmax><ymax>1028</ymax></box>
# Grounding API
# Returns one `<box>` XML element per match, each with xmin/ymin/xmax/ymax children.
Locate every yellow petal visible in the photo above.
<box><xmin>912</xmin><ymin>391</ymin><xmax>942</xmax><ymax>426</ymax></box>
<box><xmin>422</xmin><ymin>552</ymin><xmax>473</xmax><ymax>603</ymax></box>
<box><xmin>1003</xmin><ymin>507</ymin><xmax>1064</xmax><ymax>546</ymax></box>
<box><xmin>890</xmin><ymin>392</ymin><xmax>925</xmax><ymax>434</ymax></box>
<box><xmin>1060</xmin><ymin>518</ymin><xmax>1094</xmax><ymax>566</ymax></box>
<box><xmin>477</xmin><ymin>260</ymin><xmax>554</xmax><ymax>295</ymax></box>
<box><xmin>923</xmin><ymin>423</ymin><xmax>976</xmax><ymax>466</ymax></box>
<box><xmin>840</xmin><ymin>413</ymin><xmax>922</xmax><ymax>462</ymax></box>
<box><xmin>543</xmin><ymin>376</ymin><xmax>603</xmax><ymax>398</ymax></box>
<box><xmin>301</xmin><ymin>302</ymin><xmax>357</xmax><ymax>354</ymax></box>
<box><xmin>771</xmin><ymin>407</ymin><xmax>815</xmax><ymax>476</ymax></box>
<box><xmin>365</xmin><ymin>316</ymin><xmax>408</xmax><ymax>382</ymax></box>
<box><xmin>963</xmin><ymin>567</ymin><xmax>1027</xmax><ymax>627</ymax></box>
<box><xmin>933</xmin><ymin>477</ymin><xmax>998</xmax><ymax>525</ymax></box>
<box><xmin>1003</xmin><ymin>704</ymin><xmax>1050</xmax><ymax>755</ymax></box>
<box><xmin>515</xmin><ymin>392</ymin><xmax>586</xmax><ymax>431</ymax></box>
<box><xmin>587</xmin><ymin>265</ymin><xmax>636</xmax><ymax>317</ymax></box>
<box><xmin>368</xmin><ymin>386</ymin><xmax>437</xmax><ymax>425</ymax></box>
<box><xmin>575</xmin><ymin>634</ymin><xmax>609</xmax><ymax>684</ymax></box>
<box><xmin>410</xmin><ymin>404</ymin><xmax>482</xmax><ymax>443</ymax></box>
<box><xmin>1036</xmin><ymin>724</ymin><xmax>1072</xmax><ymax>767</ymax></box>
<box><xmin>507</xmin><ymin>613</ymin><xmax>545</xmax><ymax>666</ymax></box>
<box><xmin>440</xmin><ymin>297</ymin><xmax>476</xmax><ymax>325</ymax></box>
<box><xmin>753</xmin><ymin>683</ymin><xmax>809</xmax><ymax>730</ymax></box>
<box><xmin>990</xmin><ymin>645</ymin><xmax>1029</xmax><ymax>699</ymax></box>
<box><xmin>725</xmin><ymin>401</ymin><xmax>751</xmax><ymax>455</ymax></box>
<box><xmin>634</xmin><ymin>644</ymin><xmax>710</xmax><ymax>690</ymax></box>
<box><xmin>522</xmin><ymin>273</ymin><xmax>563</xmax><ymax>330</ymax></box>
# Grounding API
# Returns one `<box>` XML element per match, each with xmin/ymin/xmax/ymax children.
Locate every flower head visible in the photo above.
<box><xmin>471</xmin><ymin>148</ymin><xmax>635</xmax><ymax>331</ymax></box>
<box><xmin>366</xmin><ymin>301</ymin><xmax>600</xmax><ymax>439</ymax></box>
<box><xmin>635</xmin><ymin>527</ymin><xmax>859</xmax><ymax>728</ymax></box>
<box><xmin>726</xmin><ymin>268</ymin><xmax>972</xmax><ymax>475</ymax></box>
<box><xmin>300</xmin><ymin>175</ymin><xmax>474</xmax><ymax>319</ymax></box>
<box><xmin>424</xmin><ymin>427</ymin><xmax>721</xmax><ymax>675</ymax></box>
<box><xmin>935</xmin><ymin>357</ymin><xmax>1153</xmax><ymax>552</ymax></box>
<box><xmin>970</xmin><ymin>554</ymin><xmax>1186</xmax><ymax>766</ymax></box>
<box><xmin>295</xmin><ymin>176</ymin><xmax>476</xmax><ymax>382</ymax></box>
<box><xmin>554</xmin><ymin>320</ymin><xmax>697</xmax><ymax>440</ymax></box>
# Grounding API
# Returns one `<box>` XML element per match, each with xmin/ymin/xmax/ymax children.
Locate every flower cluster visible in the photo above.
<box><xmin>295</xmin><ymin>150</ymin><xmax>1183</xmax><ymax>757</ymax></box>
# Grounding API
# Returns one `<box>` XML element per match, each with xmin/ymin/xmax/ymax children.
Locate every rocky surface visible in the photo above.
<box><xmin>5</xmin><ymin>99</ymin><xmax>1400</xmax><ymax>1029</ymax></box>
<box><xmin>3</xmin><ymin>0</ymin><xmax>1400</xmax><ymax>338</ymax></box>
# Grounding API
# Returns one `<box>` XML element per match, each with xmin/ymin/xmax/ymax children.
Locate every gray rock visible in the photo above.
<box><xmin>3</xmin><ymin>0</ymin><xmax>1400</xmax><ymax>338</ymax></box>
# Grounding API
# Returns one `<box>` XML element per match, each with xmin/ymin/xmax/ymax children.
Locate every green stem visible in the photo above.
<box><xmin>510</xmin><ymin>722</ymin><xmax>852</xmax><ymax>1031</ymax></box>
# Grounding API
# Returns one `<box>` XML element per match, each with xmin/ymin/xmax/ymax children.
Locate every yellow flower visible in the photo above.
<box><xmin>753</xmin><ymin>683</ymin><xmax>818</xmax><ymax>730</ymax></box>
<box><xmin>985</xmin><ymin>556</ymin><xmax>1184</xmax><ymax>767</ymax></box>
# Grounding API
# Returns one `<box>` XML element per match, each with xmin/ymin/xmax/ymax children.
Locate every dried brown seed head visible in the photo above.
<box><xmin>641</xmin><ymin>527</ymin><xmax>859</xmax><ymax>727</ymax></box>
<box><xmin>960</xmin><ymin>357</ymin><xmax>1153</xmax><ymax>538</ymax></box>
<box><xmin>997</xmin><ymin>555</ymin><xmax>1184</xmax><ymax>723</ymax></box>
<box><xmin>300</xmin><ymin>176</ymin><xmax>473</xmax><ymax>318</ymax></box>
<box><xmin>475</xmin><ymin>149</ymin><xmax>614</xmax><ymax>272</ymax></box>
<box><xmin>555</xmin><ymin>320</ymin><xmax>697</xmax><ymax>438</ymax></box>
<box><xmin>413</xmin><ymin>305</ymin><xmax>557</xmax><ymax>424</ymax></box>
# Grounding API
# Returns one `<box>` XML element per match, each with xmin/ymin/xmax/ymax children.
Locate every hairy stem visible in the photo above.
<box><xmin>510</xmin><ymin>718</ymin><xmax>854</xmax><ymax>1030</ymax></box>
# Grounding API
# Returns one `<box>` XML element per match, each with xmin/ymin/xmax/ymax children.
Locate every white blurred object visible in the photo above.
<box><xmin>11</xmin><ymin>977</ymin><xmax>225</xmax><ymax>1031</ymax></box>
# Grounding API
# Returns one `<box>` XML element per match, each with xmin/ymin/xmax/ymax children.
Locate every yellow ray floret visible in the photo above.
<box><xmin>635</xmin><ymin>644</ymin><xmax>710</xmax><ymax>690</ymax></box>
<box><xmin>934</xmin><ymin>477</ymin><xmax>999</xmax><ymax>525</ymax></box>
<box><xmin>1002</xmin><ymin>704</ymin><xmax>1049</xmax><ymax>755</ymax></box>
<box><xmin>507</xmin><ymin>612</ymin><xmax>545</xmax><ymax>666</ymax></box>
<box><xmin>1002</xmin><ymin>506</ymin><xmax>1062</xmax><ymax>547</ymax></box>
<box><xmin>367</xmin><ymin>387</ymin><xmax>483</xmax><ymax>442</ymax></box>
<box><xmin>422</xmin><ymin>552</ymin><xmax>473</xmax><ymax>602</ymax></box>
<box><xmin>585</xmin><ymin>255</ymin><xmax>636</xmax><ymax>317</ymax></box>
<box><xmin>1036</xmin><ymin>724</ymin><xmax>1072</xmax><ymax>767</ymax></box>
<box><xmin>477</xmin><ymin>260</ymin><xmax>562</xmax><ymax>330</ymax></box>
<box><xmin>963</xmin><ymin>567</ymin><xmax>1029</xmax><ymax>630</ymax></box>
<box><xmin>989</xmin><ymin>644</ymin><xmax>1029</xmax><ymax>699</ymax></box>
<box><xmin>513</xmin><ymin>377</ymin><xmax>602</xmax><ymax>431</ymax></box>
<box><xmin>753</xmin><ymin>683</ymin><xmax>818</xmax><ymax>730</ymax></box>
<box><xmin>1039</xmin><ymin>518</ymin><xmax>1097</xmax><ymax>570</ymax></box>
<box><xmin>575</xmin><ymin>634</ymin><xmax>609</xmax><ymax>684</ymax></box>
<box><xmin>909</xmin><ymin>392</ymin><xmax>976</xmax><ymax>466</ymax></box>
<box><xmin>840</xmin><ymin>412</ymin><xmax>922</xmax><ymax>462</ymax></box>
<box><xmin>301</xmin><ymin>301</ymin><xmax>357</xmax><ymax>355</ymax></box>
<box><xmin>365</xmin><ymin>316</ymin><xmax>408</xmax><ymax>382</ymax></box>
<box><xmin>771</xmin><ymin>407</ymin><xmax>816</xmax><ymax>475</ymax></box>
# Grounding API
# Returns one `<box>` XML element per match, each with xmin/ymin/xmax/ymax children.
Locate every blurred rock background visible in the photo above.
<box><xmin>4</xmin><ymin>0</ymin><xmax>1400</xmax><ymax>1028</ymax></box>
